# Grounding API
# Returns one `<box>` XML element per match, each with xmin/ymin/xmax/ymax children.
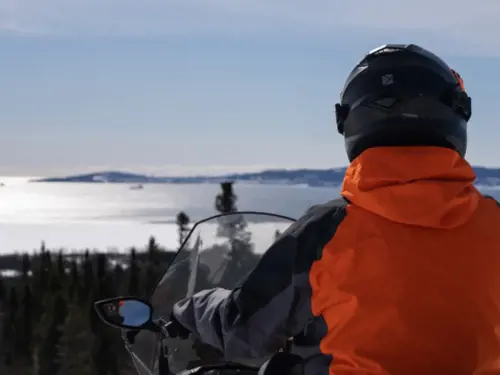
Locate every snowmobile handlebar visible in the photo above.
<box><xmin>174</xmin><ymin>351</ymin><xmax>304</xmax><ymax>375</ymax></box>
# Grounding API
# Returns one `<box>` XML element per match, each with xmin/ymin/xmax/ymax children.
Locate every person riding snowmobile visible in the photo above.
<box><xmin>166</xmin><ymin>44</ymin><xmax>500</xmax><ymax>375</ymax></box>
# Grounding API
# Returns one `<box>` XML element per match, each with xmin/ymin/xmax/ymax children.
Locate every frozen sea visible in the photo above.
<box><xmin>1</xmin><ymin>177</ymin><xmax>499</xmax><ymax>254</ymax></box>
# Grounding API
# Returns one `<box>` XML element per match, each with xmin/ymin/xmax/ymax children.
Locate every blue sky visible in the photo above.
<box><xmin>1</xmin><ymin>0</ymin><xmax>500</xmax><ymax>177</ymax></box>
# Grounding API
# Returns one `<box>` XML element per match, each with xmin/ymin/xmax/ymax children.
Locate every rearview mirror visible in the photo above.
<box><xmin>94</xmin><ymin>296</ymin><xmax>153</xmax><ymax>330</ymax></box>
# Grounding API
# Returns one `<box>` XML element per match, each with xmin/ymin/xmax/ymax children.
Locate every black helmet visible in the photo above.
<box><xmin>335</xmin><ymin>44</ymin><xmax>472</xmax><ymax>162</ymax></box>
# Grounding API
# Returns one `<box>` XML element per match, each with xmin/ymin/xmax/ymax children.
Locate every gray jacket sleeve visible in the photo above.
<box><xmin>172</xmin><ymin>201</ymin><xmax>347</xmax><ymax>361</ymax></box>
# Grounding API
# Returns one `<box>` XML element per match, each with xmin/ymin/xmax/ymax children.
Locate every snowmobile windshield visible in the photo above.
<box><xmin>128</xmin><ymin>212</ymin><xmax>295</xmax><ymax>375</ymax></box>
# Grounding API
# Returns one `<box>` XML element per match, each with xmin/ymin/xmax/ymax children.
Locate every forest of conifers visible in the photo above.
<box><xmin>0</xmin><ymin>181</ymin><xmax>269</xmax><ymax>375</ymax></box>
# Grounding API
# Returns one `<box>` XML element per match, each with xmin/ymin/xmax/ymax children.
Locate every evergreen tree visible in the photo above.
<box><xmin>58</xmin><ymin>303</ymin><xmax>95</xmax><ymax>375</ymax></box>
<box><xmin>96</xmin><ymin>253</ymin><xmax>117</xmax><ymax>301</ymax></box>
<box><xmin>176</xmin><ymin>211</ymin><xmax>191</xmax><ymax>247</ymax></box>
<box><xmin>20</xmin><ymin>285</ymin><xmax>34</xmax><ymax>359</ymax></box>
<box><xmin>214</xmin><ymin>181</ymin><xmax>250</xmax><ymax>242</ymax></box>
<box><xmin>112</xmin><ymin>264</ymin><xmax>125</xmax><ymax>295</ymax></box>
<box><xmin>96</xmin><ymin>253</ymin><xmax>107</xmax><ymax>282</ymax></box>
<box><xmin>38</xmin><ymin>250</ymin><xmax>52</xmax><ymax>291</ymax></box>
<box><xmin>147</xmin><ymin>236</ymin><xmax>160</xmax><ymax>264</ymax></box>
<box><xmin>143</xmin><ymin>262</ymin><xmax>157</xmax><ymax>297</ymax></box>
<box><xmin>49</xmin><ymin>271</ymin><xmax>64</xmax><ymax>294</ymax></box>
<box><xmin>0</xmin><ymin>277</ymin><xmax>5</xmax><ymax>302</ymax></box>
<box><xmin>69</xmin><ymin>260</ymin><xmax>79</xmax><ymax>299</ymax></box>
<box><xmin>213</xmin><ymin>182</ymin><xmax>256</xmax><ymax>288</ymax></box>
<box><xmin>128</xmin><ymin>248</ymin><xmax>139</xmax><ymax>295</ymax></box>
<box><xmin>8</xmin><ymin>286</ymin><xmax>18</xmax><ymax>313</ymax></box>
<box><xmin>2</xmin><ymin>287</ymin><xmax>19</xmax><ymax>367</ymax></box>
<box><xmin>57</xmin><ymin>250</ymin><xmax>65</xmax><ymax>277</ymax></box>
<box><xmin>0</xmin><ymin>309</ymin><xmax>10</xmax><ymax>366</ymax></box>
<box><xmin>215</xmin><ymin>181</ymin><xmax>237</xmax><ymax>214</ymax></box>
<box><xmin>0</xmin><ymin>235</ymin><xmax>202</xmax><ymax>374</ymax></box>
<box><xmin>81</xmin><ymin>251</ymin><xmax>94</xmax><ymax>301</ymax></box>
<box><xmin>21</xmin><ymin>253</ymin><xmax>31</xmax><ymax>280</ymax></box>
<box><xmin>36</xmin><ymin>295</ymin><xmax>68</xmax><ymax>375</ymax></box>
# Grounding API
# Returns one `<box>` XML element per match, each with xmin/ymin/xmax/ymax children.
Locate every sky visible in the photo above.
<box><xmin>1</xmin><ymin>0</ymin><xmax>500</xmax><ymax>177</ymax></box>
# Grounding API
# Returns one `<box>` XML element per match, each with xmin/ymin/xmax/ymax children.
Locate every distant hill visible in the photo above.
<box><xmin>32</xmin><ymin>166</ymin><xmax>500</xmax><ymax>187</ymax></box>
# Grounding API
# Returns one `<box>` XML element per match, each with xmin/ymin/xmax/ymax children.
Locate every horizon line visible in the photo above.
<box><xmin>5</xmin><ymin>163</ymin><xmax>500</xmax><ymax>180</ymax></box>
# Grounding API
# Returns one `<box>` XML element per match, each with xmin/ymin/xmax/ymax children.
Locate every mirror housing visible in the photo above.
<box><xmin>258</xmin><ymin>352</ymin><xmax>304</xmax><ymax>375</ymax></box>
<box><xmin>94</xmin><ymin>296</ymin><xmax>154</xmax><ymax>330</ymax></box>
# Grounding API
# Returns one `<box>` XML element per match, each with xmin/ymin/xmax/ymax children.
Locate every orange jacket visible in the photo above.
<box><xmin>173</xmin><ymin>146</ymin><xmax>500</xmax><ymax>375</ymax></box>
<box><xmin>311</xmin><ymin>146</ymin><xmax>500</xmax><ymax>375</ymax></box>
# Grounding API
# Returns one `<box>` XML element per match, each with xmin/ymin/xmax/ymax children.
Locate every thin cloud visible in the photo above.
<box><xmin>0</xmin><ymin>20</ymin><xmax>45</xmax><ymax>34</ymax></box>
<box><xmin>1</xmin><ymin>0</ymin><xmax>500</xmax><ymax>54</ymax></box>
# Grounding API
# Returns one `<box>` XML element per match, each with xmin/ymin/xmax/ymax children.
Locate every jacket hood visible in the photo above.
<box><xmin>341</xmin><ymin>147</ymin><xmax>479</xmax><ymax>228</ymax></box>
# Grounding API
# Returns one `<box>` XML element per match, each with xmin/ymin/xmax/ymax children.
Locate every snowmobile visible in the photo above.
<box><xmin>94</xmin><ymin>211</ymin><xmax>303</xmax><ymax>375</ymax></box>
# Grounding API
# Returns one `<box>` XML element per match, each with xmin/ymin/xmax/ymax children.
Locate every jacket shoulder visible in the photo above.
<box><xmin>284</xmin><ymin>197</ymin><xmax>348</xmax><ymax>236</ymax></box>
<box><xmin>278</xmin><ymin>198</ymin><xmax>348</xmax><ymax>267</ymax></box>
<box><xmin>305</xmin><ymin>197</ymin><xmax>349</xmax><ymax>215</ymax></box>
